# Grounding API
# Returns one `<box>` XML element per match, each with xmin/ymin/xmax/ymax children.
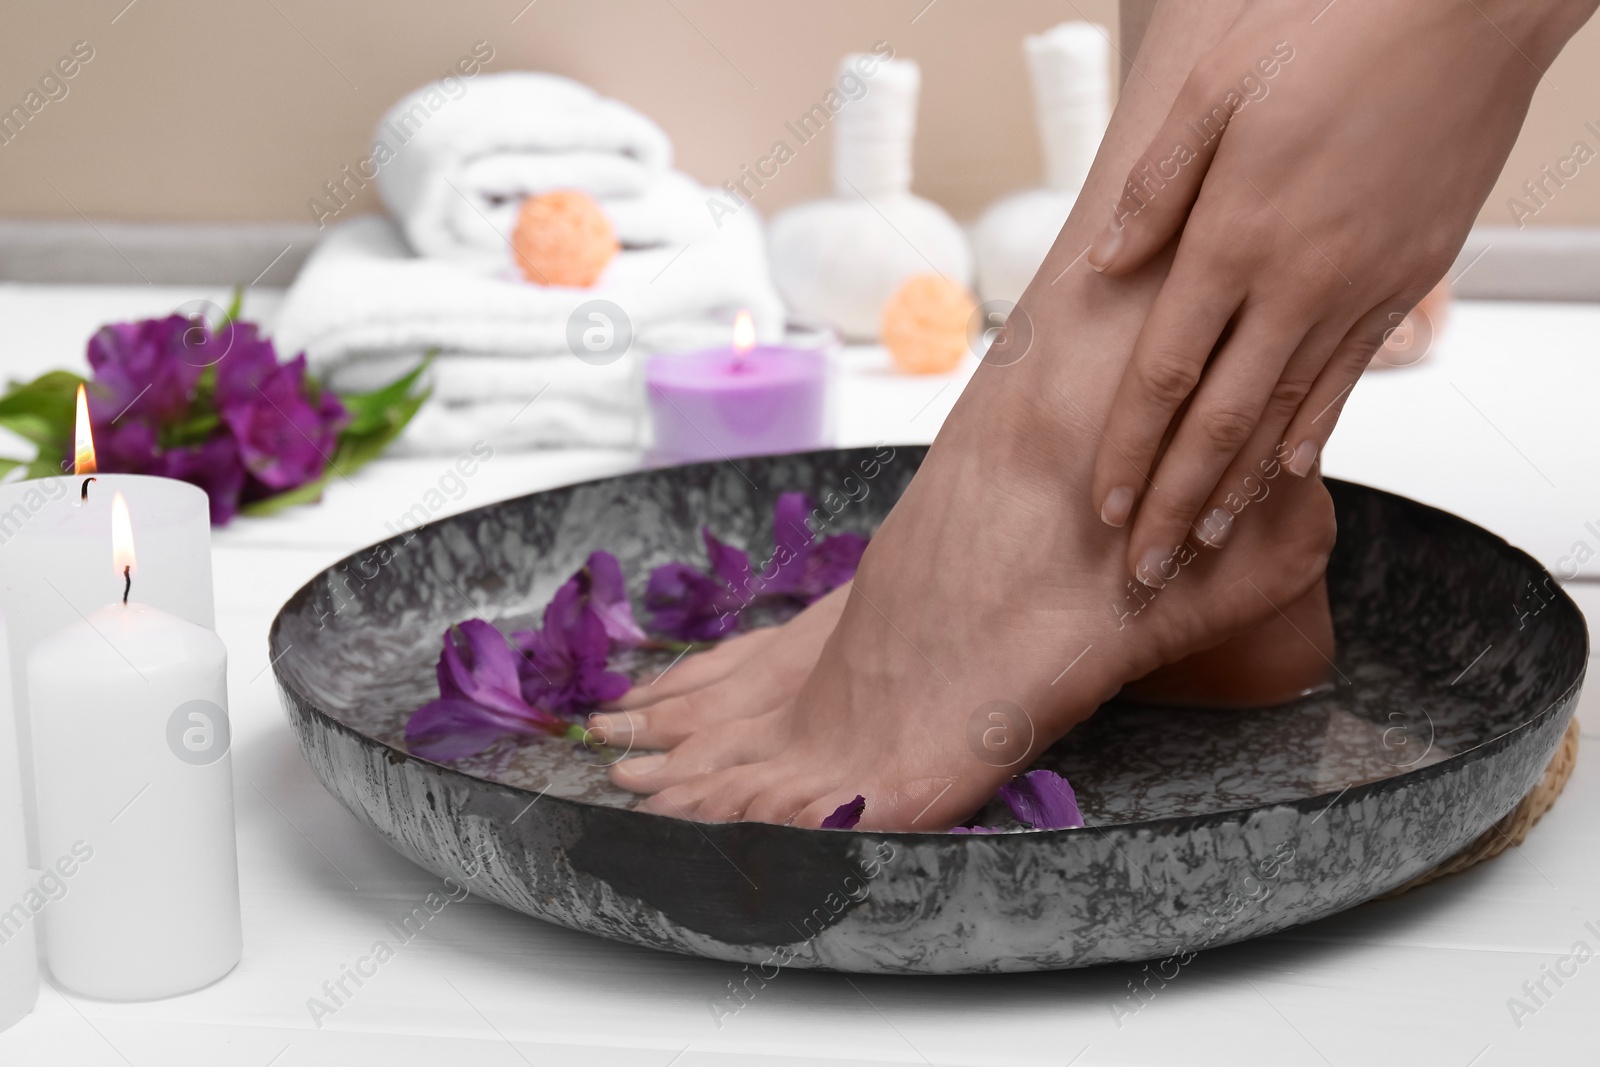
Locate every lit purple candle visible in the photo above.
<box><xmin>646</xmin><ymin>311</ymin><xmax>830</xmax><ymax>464</ymax></box>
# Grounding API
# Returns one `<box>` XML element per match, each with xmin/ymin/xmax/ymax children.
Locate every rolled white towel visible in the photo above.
<box><xmin>273</xmin><ymin>213</ymin><xmax>787</xmax><ymax>454</ymax></box>
<box><xmin>375</xmin><ymin>71</ymin><xmax>675</xmax><ymax>263</ymax></box>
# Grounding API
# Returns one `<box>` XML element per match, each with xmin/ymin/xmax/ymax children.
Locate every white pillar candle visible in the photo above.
<box><xmin>28</xmin><ymin>493</ymin><xmax>239</xmax><ymax>1000</ymax></box>
<box><xmin>0</xmin><ymin>611</ymin><xmax>39</xmax><ymax>1032</ymax></box>
<box><xmin>0</xmin><ymin>474</ymin><xmax>212</xmax><ymax>866</ymax></box>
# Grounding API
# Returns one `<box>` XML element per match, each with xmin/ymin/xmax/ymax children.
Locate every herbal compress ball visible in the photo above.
<box><xmin>881</xmin><ymin>274</ymin><xmax>976</xmax><ymax>375</ymax></box>
<box><xmin>512</xmin><ymin>189</ymin><xmax>619</xmax><ymax>287</ymax></box>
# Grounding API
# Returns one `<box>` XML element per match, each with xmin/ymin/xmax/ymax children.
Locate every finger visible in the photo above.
<box><xmin>1280</xmin><ymin>303</ymin><xmax>1400</xmax><ymax>477</ymax></box>
<box><xmin>1092</xmin><ymin>254</ymin><xmax>1243</xmax><ymax>527</ymax></box>
<box><xmin>1125</xmin><ymin>306</ymin><xmax>1314</xmax><ymax>581</ymax></box>
<box><xmin>1087</xmin><ymin>69</ymin><xmax>1230</xmax><ymax>275</ymax></box>
<box><xmin>604</xmin><ymin>626</ymin><xmax>781</xmax><ymax>709</ymax></box>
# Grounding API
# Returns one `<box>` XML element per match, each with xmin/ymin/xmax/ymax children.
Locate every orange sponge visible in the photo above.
<box><xmin>881</xmin><ymin>274</ymin><xmax>977</xmax><ymax>375</ymax></box>
<box><xmin>512</xmin><ymin>189</ymin><xmax>618</xmax><ymax>287</ymax></box>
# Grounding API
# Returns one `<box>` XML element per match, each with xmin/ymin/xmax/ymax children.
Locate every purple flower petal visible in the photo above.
<box><xmin>405</xmin><ymin>621</ymin><xmax>566</xmax><ymax>761</ymax></box>
<box><xmin>821</xmin><ymin>795</ymin><xmax>865</xmax><ymax>829</ymax></box>
<box><xmin>949</xmin><ymin>826</ymin><xmax>1000</xmax><ymax>834</ymax></box>
<box><xmin>765</xmin><ymin>492</ymin><xmax>815</xmax><ymax>596</ymax></box>
<box><xmin>162</xmin><ymin>435</ymin><xmax>246</xmax><ymax>525</ymax></box>
<box><xmin>405</xmin><ymin>697</ymin><xmax>541</xmax><ymax>761</ymax></box>
<box><xmin>213</xmin><ymin>321</ymin><xmax>289</xmax><ymax>409</ymax></box>
<box><xmin>222</xmin><ymin>354</ymin><xmax>346</xmax><ymax>493</ymax></box>
<box><xmin>86</xmin><ymin>316</ymin><xmax>204</xmax><ymax>425</ymax></box>
<box><xmin>997</xmin><ymin>770</ymin><xmax>1084</xmax><ymax>830</ymax></box>
<box><xmin>514</xmin><ymin>580</ymin><xmax>632</xmax><ymax>714</ymax></box>
<box><xmin>796</xmin><ymin>533</ymin><xmax>868</xmax><ymax>603</ymax></box>
<box><xmin>644</xmin><ymin>561</ymin><xmax>742</xmax><ymax>641</ymax></box>
<box><xmin>703</xmin><ymin>527</ymin><xmax>753</xmax><ymax>603</ymax></box>
<box><xmin>439</xmin><ymin>620</ymin><xmax>552</xmax><ymax>722</ymax></box>
<box><xmin>582</xmin><ymin>551</ymin><xmax>647</xmax><ymax>648</ymax></box>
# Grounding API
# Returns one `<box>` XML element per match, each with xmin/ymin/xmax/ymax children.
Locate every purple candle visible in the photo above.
<box><xmin>646</xmin><ymin>312</ymin><xmax>830</xmax><ymax>464</ymax></box>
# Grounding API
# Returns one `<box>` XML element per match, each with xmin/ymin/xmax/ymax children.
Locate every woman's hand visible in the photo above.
<box><xmin>1087</xmin><ymin>0</ymin><xmax>1594</xmax><ymax>584</ymax></box>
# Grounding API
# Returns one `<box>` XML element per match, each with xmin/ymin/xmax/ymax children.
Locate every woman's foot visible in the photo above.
<box><xmin>592</xmin><ymin>549</ymin><xmax>1333</xmax><ymax>752</ymax></box>
<box><xmin>601</xmin><ymin>405</ymin><xmax>1336</xmax><ymax>829</ymax></box>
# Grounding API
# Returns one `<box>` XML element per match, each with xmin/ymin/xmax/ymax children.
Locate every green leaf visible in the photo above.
<box><xmin>0</xmin><ymin>370</ymin><xmax>85</xmax><ymax>423</ymax></box>
<box><xmin>333</xmin><ymin>354</ymin><xmax>433</xmax><ymax>437</ymax></box>
<box><xmin>237</xmin><ymin>474</ymin><xmax>332</xmax><ymax>518</ymax></box>
<box><xmin>222</xmin><ymin>287</ymin><xmax>243</xmax><ymax>327</ymax></box>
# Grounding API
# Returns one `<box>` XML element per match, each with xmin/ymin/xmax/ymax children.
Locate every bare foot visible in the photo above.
<box><xmin>592</xmin><ymin>543</ymin><xmax>1332</xmax><ymax>750</ymax></box>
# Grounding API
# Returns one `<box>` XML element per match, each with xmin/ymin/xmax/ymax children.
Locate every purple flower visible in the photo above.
<box><xmin>405</xmin><ymin>620</ymin><xmax>567</xmax><ymax>761</ymax></box>
<box><xmin>644</xmin><ymin>560</ymin><xmax>745</xmax><ymax>641</ymax></box>
<box><xmin>212</xmin><ymin>321</ymin><xmax>287</xmax><ymax>409</ymax></box>
<box><xmin>162</xmin><ymin>435</ymin><xmax>247</xmax><ymax>524</ymax></box>
<box><xmin>86</xmin><ymin>316</ymin><xmax>206</xmax><ymax>425</ymax></box>
<box><xmin>513</xmin><ymin>579</ymin><xmax>630</xmax><ymax>714</ymax></box>
<box><xmin>93</xmin><ymin>420</ymin><xmax>161</xmax><ymax>475</ymax></box>
<box><xmin>822</xmin><ymin>795</ymin><xmax>865</xmax><ymax>829</ymax></box>
<box><xmin>580</xmin><ymin>551</ymin><xmax>647</xmax><ymax>648</ymax></box>
<box><xmin>760</xmin><ymin>493</ymin><xmax>865</xmax><ymax>604</ymax></box>
<box><xmin>997</xmin><ymin>770</ymin><xmax>1084</xmax><ymax>830</ymax></box>
<box><xmin>220</xmin><ymin>355</ymin><xmax>347</xmax><ymax>492</ymax></box>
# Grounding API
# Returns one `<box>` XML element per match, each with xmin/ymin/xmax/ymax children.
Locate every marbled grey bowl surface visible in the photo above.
<box><xmin>270</xmin><ymin>446</ymin><xmax>1588</xmax><ymax>974</ymax></box>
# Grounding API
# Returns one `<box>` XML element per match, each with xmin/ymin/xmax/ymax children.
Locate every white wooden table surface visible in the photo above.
<box><xmin>0</xmin><ymin>284</ymin><xmax>1595</xmax><ymax>1066</ymax></box>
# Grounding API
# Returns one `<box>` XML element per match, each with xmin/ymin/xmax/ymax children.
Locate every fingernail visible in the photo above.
<box><xmin>1087</xmin><ymin>217</ymin><xmax>1124</xmax><ymax>273</ymax></box>
<box><xmin>1101</xmin><ymin>485</ymin><xmax>1135</xmax><ymax>528</ymax></box>
<box><xmin>588</xmin><ymin>711</ymin><xmax>640</xmax><ymax>743</ymax></box>
<box><xmin>617</xmin><ymin>753</ymin><xmax>666</xmax><ymax>776</ymax></box>
<box><xmin>1288</xmin><ymin>440</ymin><xmax>1319</xmax><ymax>477</ymax></box>
<box><xmin>1135</xmin><ymin>546</ymin><xmax>1171</xmax><ymax>588</ymax></box>
<box><xmin>1195</xmin><ymin>507</ymin><xmax>1234</xmax><ymax>548</ymax></box>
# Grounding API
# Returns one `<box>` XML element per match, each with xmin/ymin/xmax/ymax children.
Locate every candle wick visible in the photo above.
<box><xmin>122</xmin><ymin>565</ymin><xmax>130</xmax><ymax>606</ymax></box>
<box><xmin>80</xmin><ymin>476</ymin><xmax>96</xmax><ymax>503</ymax></box>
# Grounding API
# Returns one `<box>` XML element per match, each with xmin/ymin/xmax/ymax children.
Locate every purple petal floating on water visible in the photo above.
<box><xmin>997</xmin><ymin>769</ymin><xmax>1085</xmax><ymax>830</ymax></box>
<box><xmin>583</xmin><ymin>550</ymin><xmax>648</xmax><ymax>647</ymax></box>
<box><xmin>405</xmin><ymin>621</ymin><xmax>566</xmax><ymax>760</ymax></box>
<box><xmin>644</xmin><ymin>561</ymin><xmax>742</xmax><ymax>642</ymax></box>
<box><xmin>796</xmin><ymin>532</ymin><xmax>868</xmax><ymax>603</ymax></box>
<box><xmin>767</xmin><ymin>492</ymin><xmax>815</xmax><ymax>596</ymax></box>
<box><xmin>821</xmin><ymin>795</ymin><xmax>866</xmax><ymax>830</ymax></box>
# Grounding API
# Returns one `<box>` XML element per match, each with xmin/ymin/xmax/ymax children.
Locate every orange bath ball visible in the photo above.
<box><xmin>511</xmin><ymin>189</ymin><xmax>618</xmax><ymax>287</ymax></box>
<box><xmin>881</xmin><ymin>274</ymin><xmax>978</xmax><ymax>375</ymax></box>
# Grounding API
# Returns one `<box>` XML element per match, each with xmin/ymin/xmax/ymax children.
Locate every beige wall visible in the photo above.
<box><xmin>1</xmin><ymin>0</ymin><xmax>1597</xmax><ymax>229</ymax></box>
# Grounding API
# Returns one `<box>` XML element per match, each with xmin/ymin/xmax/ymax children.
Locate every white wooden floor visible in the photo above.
<box><xmin>0</xmin><ymin>284</ymin><xmax>1595</xmax><ymax>1065</ymax></box>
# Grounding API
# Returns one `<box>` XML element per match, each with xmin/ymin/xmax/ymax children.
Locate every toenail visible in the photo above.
<box><xmin>1287</xmin><ymin>440</ymin><xmax>1319</xmax><ymax>477</ymax></box>
<box><xmin>589</xmin><ymin>711</ymin><xmax>640</xmax><ymax>742</ymax></box>
<box><xmin>1135</xmin><ymin>546</ymin><xmax>1171</xmax><ymax>588</ymax></box>
<box><xmin>617</xmin><ymin>754</ymin><xmax>666</xmax><ymax>777</ymax></box>
<box><xmin>1195</xmin><ymin>507</ymin><xmax>1233</xmax><ymax>548</ymax></box>
<box><xmin>1101</xmin><ymin>485</ymin><xmax>1135</xmax><ymax>528</ymax></box>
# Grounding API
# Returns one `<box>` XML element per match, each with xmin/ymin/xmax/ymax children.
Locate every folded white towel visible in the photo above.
<box><xmin>376</xmin><ymin>71</ymin><xmax>679</xmax><ymax>264</ymax></box>
<box><xmin>273</xmin><ymin>212</ymin><xmax>786</xmax><ymax>454</ymax></box>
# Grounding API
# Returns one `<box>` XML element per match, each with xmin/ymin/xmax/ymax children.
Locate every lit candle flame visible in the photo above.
<box><xmin>74</xmin><ymin>383</ymin><xmax>97</xmax><ymax>475</ymax></box>
<box><xmin>732</xmin><ymin>310</ymin><xmax>755</xmax><ymax>359</ymax></box>
<box><xmin>112</xmin><ymin>491</ymin><xmax>136</xmax><ymax>586</ymax></box>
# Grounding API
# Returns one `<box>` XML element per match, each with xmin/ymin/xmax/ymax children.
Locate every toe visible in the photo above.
<box><xmin>595</xmin><ymin>678</ymin><xmax>788</xmax><ymax>749</ymax></box>
<box><xmin>606</xmin><ymin>627</ymin><xmax>780</xmax><ymax>709</ymax></box>
<box><xmin>608</xmin><ymin>713</ymin><xmax>786</xmax><ymax>794</ymax></box>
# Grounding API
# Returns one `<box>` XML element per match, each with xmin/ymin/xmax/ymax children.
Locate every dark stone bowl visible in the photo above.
<box><xmin>269</xmin><ymin>446</ymin><xmax>1588</xmax><ymax>975</ymax></box>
